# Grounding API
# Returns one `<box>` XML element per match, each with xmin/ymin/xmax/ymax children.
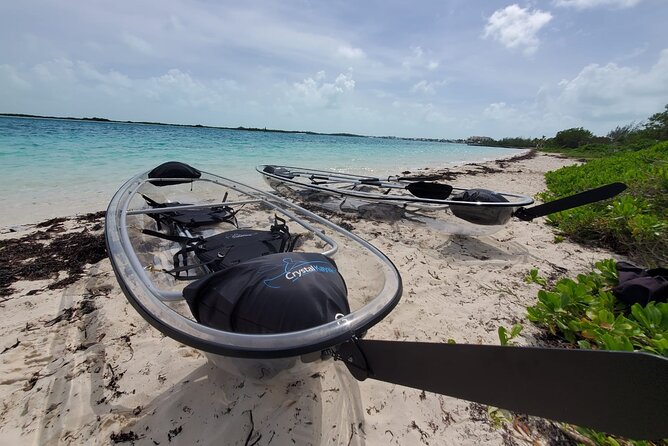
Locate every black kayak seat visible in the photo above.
<box><xmin>168</xmin><ymin>206</ymin><xmax>236</xmax><ymax>228</ymax></box>
<box><xmin>192</xmin><ymin>228</ymin><xmax>297</xmax><ymax>270</ymax></box>
<box><xmin>158</xmin><ymin>204</ymin><xmax>237</xmax><ymax>229</ymax></box>
<box><xmin>263</xmin><ymin>165</ymin><xmax>295</xmax><ymax>179</ymax></box>
<box><xmin>142</xmin><ymin>194</ymin><xmax>238</xmax><ymax>229</ymax></box>
<box><xmin>148</xmin><ymin>161</ymin><xmax>202</xmax><ymax>186</ymax></box>
<box><xmin>142</xmin><ymin>216</ymin><xmax>299</xmax><ymax>279</ymax></box>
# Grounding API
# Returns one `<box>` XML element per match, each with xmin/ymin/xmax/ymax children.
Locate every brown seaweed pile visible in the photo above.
<box><xmin>398</xmin><ymin>149</ymin><xmax>537</xmax><ymax>182</ymax></box>
<box><xmin>0</xmin><ymin>211</ymin><xmax>107</xmax><ymax>297</ymax></box>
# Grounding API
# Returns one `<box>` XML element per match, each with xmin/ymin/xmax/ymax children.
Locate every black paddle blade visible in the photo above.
<box><xmin>338</xmin><ymin>339</ymin><xmax>668</xmax><ymax>440</ymax></box>
<box><xmin>406</xmin><ymin>181</ymin><xmax>454</xmax><ymax>199</ymax></box>
<box><xmin>514</xmin><ymin>182</ymin><xmax>627</xmax><ymax>221</ymax></box>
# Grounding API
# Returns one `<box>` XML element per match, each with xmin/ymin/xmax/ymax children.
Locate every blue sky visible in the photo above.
<box><xmin>1</xmin><ymin>0</ymin><xmax>666</xmax><ymax>139</ymax></box>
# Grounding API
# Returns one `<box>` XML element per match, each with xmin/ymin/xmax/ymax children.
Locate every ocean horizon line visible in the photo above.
<box><xmin>0</xmin><ymin>112</ymin><xmax>522</xmax><ymax>147</ymax></box>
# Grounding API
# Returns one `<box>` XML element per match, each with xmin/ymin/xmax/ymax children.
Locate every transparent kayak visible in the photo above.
<box><xmin>257</xmin><ymin>164</ymin><xmax>535</xmax><ymax>236</ymax></box>
<box><xmin>105</xmin><ymin>162</ymin><xmax>402</xmax><ymax>379</ymax></box>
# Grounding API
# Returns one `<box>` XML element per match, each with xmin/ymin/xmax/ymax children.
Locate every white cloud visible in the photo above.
<box><xmin>411</xmin><ymin>80</ymin><xmax>434</xmax><ymax>94</ymax></box>
<box><xmin>389</xmin><ymin>100</ymin><xmax>455</xmax><ymax>127</ymax></box>
<box><xmin>121</xmin><ymin>33</ymin><xmax>153</xmax><ymax>55</ymax></box>
<box><xmin>551</xmin><ymin>49</ymin><xmax>668</xmax><ymax>121</ymax></box>
<box><xmin>483</xmin><ymin>5</ymin><xmax>553</xmax><ymax>55</ymax></box>
<box><xmin>337</xmin><ymin>45</ymin><xmax>366</xmax><ymax>60</ymax></box>
<box><xmin>475</xmin><ymin>49</ymin><xmax>668</xmax><ymax>137</ymax></box>
<box><xmin>0</xmin><ymin>58</ymin><xmax>243</xmax><ymax>121</ymax></box>
<box><xmin>144</xmin><ymin>69</ymin><xmax>226</xmax><ymax>107</ymax></box>
<box><xmin>554</xmin><ymin>0</ymin><xmax>642</xmax><ymax>9</ymax></box>
<box><xmin>410</xmin><ymin>79</ymin><xmax>447</xmax><ymax>95</ymax></box>
<box><xmin>32</xmin><ymin>58</ymin><xmax>77</xmax><ymax>83</ymax></box>
<box><xmin>290</xmin><ymin>70</ymin><xmax>356</xmax><ymax>108</ymax></box>
<box><xmin>402</xmin><ymin>46</ymin><xmax>439</xmax><ymax>71</ymax></box>
<box><xmin>484</xmin><ymin>102</ymin><xmax>517</xmax><ymax>119</ymax></box>
<box><xmin>0</xmin><ymin>64</ymin><xmax>31</xmax><ymax>90</ymax></box>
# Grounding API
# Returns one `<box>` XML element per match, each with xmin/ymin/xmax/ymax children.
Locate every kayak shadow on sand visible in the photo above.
<box><xmin>435</xmin><ymin>235</ymin><xmax>531</xmax><ymax>264</ymax></box>
<box><xmin>30</xmin><ymin>262</ymin><xmax>365</xmax><ymax>446</ymax></box>
<box><xmin>112</xmin><ymin>360</ymin><xmax>367</xmax><ymax>445</ymax></box>
<box><xmin>294</xmin><ymin>191</ymin><xmax>413</xmax><ymax>224</ymax></box>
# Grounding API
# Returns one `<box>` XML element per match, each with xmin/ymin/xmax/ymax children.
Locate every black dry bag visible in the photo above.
<box><xmin>450</xmin><ymin>188</ymin><xmax>514</xmax><ymax>226</ymax></box>
<box><xmin>183</xmin><ymin>252</ymin><xmax>349</xmax><ymax>334</ymax></box>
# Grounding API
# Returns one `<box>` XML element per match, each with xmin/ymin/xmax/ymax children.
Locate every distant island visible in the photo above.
<box><xmin>0</xmin><ymin>112</ymin><xmax>520</xmax><ymax>147</ymax></box>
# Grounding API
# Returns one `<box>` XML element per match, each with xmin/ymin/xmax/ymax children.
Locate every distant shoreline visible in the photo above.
<box><xmin>0</xmin><ymin>112</ymin><xmax>521</xmax><ymax>147</ymax></box>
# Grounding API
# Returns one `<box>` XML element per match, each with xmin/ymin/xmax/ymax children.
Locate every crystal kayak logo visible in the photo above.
<box><xmin>263</xmin><ymin>257</ymin><xmax>337</xmax><ymax>288</ymax></box>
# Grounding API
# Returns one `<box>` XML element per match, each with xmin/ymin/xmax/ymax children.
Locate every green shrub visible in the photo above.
<box><xmin>541</xmin><ymin>142</ymin><xmax>668</xmax><ymax>267</ymax></box>
<box><xmin>526</xmin><ymin>260</ymin><xmax>668</xmax><ymax>356</ymax></box>
<box><xmin>551</xmin><ymin>127</ymin><xmax>595</xmax><ymax>148</ymax></box>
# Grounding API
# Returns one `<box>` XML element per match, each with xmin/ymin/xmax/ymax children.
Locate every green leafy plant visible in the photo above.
<box><xmin>526</xmin><ymin>259</ymin><xmax>668</xmax><ymax>356</ymax></box>
<box><xmin>541</xmin><ymin>142</ymin><xmax>668</xmax><ymax>267</ymax></box>
<box><xmin>487</xmin><ymin>406</ymin><xmax>513</xmax><ymax>428</ymax></box>
<box><xmin>497</xmin><ymin>324</ymin><xmax>523</xmax><ymax>346</ymax></box>
<box><xmin>524</xmin><ymin>268</ymin><xmax>547</xmax><ymax>286</ymax></box>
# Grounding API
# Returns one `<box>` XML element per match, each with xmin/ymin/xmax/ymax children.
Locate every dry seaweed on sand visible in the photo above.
<box><xmin>0</xmin><ymin>212</ymin><xmax>107</xmax><ymax>296</ymax></box>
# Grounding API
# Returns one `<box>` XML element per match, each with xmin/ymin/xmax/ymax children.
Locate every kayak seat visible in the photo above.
<box><xmin>143</xmin><ymin>215</ymin><xmax>300</xmax><ymax>280</ymax></box>
<box><xmin>141</xmin><ymin>194</ymin><xmax>239</xmax><ymax>229</ymax></box>
<box><xmin>263</xmin><ymin>165</ymin><xmax>295</xmax><ymax>179</ymax></box>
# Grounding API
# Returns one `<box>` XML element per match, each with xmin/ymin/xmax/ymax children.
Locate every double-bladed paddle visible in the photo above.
<box><xmin>355</xmin><ymin>179</ymin><xmax>625</xmax><ymax>207</ymax></box>
<box><xmin>336</xmin><ymin>339</ymin><xmax>668</xmax><ymax>440</ymax></box>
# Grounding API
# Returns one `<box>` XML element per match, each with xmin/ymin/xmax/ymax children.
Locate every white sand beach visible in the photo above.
<box><xmin>0</xmin><ymin>152</ymin><xmax>623</xmax><ymax>445</ymax></box>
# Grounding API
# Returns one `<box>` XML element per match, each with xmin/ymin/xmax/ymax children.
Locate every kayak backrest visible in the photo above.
<box><xmin>263</xmin><ymin>165</ymin><xmax>295</xmax><ymax>179</ymax></box>
<box><xmin>148</xmin><ymin>161</ymin><xmax>202</xmax><ymax>186</ymax></box>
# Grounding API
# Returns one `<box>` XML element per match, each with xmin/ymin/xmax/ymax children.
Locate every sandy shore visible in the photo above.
<box><xmin>0</xmin><ymin>152</ymin><xmax>624</xmax><ymax>445</ymax></box>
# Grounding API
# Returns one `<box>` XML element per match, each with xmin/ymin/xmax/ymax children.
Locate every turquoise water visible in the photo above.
<box><xmin>0</xmin><ymin>116</ymin><xmax>523</xmax><ymax>227</ymax></box>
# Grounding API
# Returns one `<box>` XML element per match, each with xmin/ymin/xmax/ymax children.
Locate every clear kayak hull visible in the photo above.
<box><xmin>105</xmin><ymin>164</ymin><xmax>402</xmax><ymax>378</ymax></box>
<box><xmin>257</xmin><ymin>164</ymin><xmax>534</xmax><ymax>236</ymax></box>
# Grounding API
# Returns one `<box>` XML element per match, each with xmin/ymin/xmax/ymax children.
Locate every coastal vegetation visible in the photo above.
<box><xmin>504</xmin><ymin>106</ymin><xmax>668</xmax><ymax>444</ymax></box>
<box><xmin>525</xmin><ymin>260</ymin><xmax>667</xmax><ymax>356</ymax></box>
<box><xmin>546</xmin><ymin>106</ymin><xmax>666</xmax><ymax>265</ymax></box>
<box><xmin>471</xmin><ymin>105</ymin><xmax>668</xmax><ymax>153</ymax></box>
<box><xmin>542</xmin><ymin>142</ymin><xmax>667</xmax><ymax>267</ymax></box>
<box><xmin>521</xmin><ymin>104</ymin><xmax>668</xmax><ymax>268</ymax></box>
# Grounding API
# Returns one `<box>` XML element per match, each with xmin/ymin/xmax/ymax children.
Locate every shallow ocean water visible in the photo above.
<box><xmin>0</xmin><ymin>116</ymin><xmax>522</xmax><ymax>227</ymax></box>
